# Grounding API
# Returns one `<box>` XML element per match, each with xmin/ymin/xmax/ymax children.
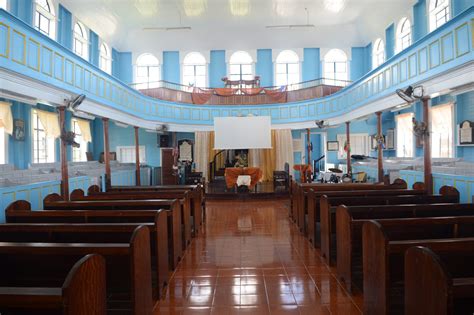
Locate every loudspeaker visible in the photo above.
<box><xmin>159</xmin><ymin>135</ymin><xmax>170</xmax><ymax>147</ymax></box>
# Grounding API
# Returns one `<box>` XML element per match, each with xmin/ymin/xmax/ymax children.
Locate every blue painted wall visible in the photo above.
<box><xmin>302</xmin><ymin>48</ymin><xmax>321</xmax><ymax>81</ymax></box>
<box><xmin>7</xmin><ymin>101</ymin><xmax>31</xmax><ymax>169</ymax></box>
<box><xmin>256</xmin><ymin>49</ymin><xmax>273</xmax><ymax>87</ymax></box>
<box><xmin>9</xmin><ymin>0</ymin><xmax>33</xmax><ymax>26</ymax></box>
<box><xmin>351</xmin><ymin>46</ymin><xmax>372</xmax><ymax>81</ymax></box>
<box><xmin>57</xmin><ymin>5</ymin><xmax>72</xmax><ymax>50</ymax></box>
<box><xmin>89</xmin><ymin>30</ymin><xmax>99</xmax><ymax>67</ymax></box>
<box><xmin>209</xmin><ymin>50</ymin><xmax>226</xmax><ymax>88</ymax></box>
<box><xmin>162</xmin><ymin>51</ymin><xmax>180</xmax><ymax>84</ymax></box>
<box><xmin>112</xmin><ymin>49</ymin><xmax>133</xmax><ymax>84</ymax></box>
<box><xmin>385</xmin><ymin>23</ymin><xmax>395</xmax><ymax>59</ymax></box>
<box><xmin>452</xmin><ymin>0</ymin><xmax>473</xmax><ymax>16</ymax></box>
<box><xmin>413</xmin><ymin>0</ymin><xmax>428</xmax><ymax>42</ymax></box>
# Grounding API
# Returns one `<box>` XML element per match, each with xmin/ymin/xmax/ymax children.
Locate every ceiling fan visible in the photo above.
<box><xmin>143</xmin><ymin>10</ymin><xmax>191</xmax><ymax>31</ymax></box>
<box><xmin>266</xmin><ymin>7</ymin><xmax>315</xmax><ymax>30</ymax></box>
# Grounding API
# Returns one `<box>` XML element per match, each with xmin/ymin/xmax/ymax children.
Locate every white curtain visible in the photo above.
<box><xmin>194</xmin><ymin>131</ymin><xmax>210</xmax><ymax>182</ymax></box>
<box><xmin>36</xmin><ymin>109</ymin><xmax>61</xmax><ymax>138</ymax></box>
<box><xmin>76</xmin><ymin>118</ymin><xmax>92</xmax><ymax>143</ymax></box>
<box><xmin>0</xmin><ymin>101</ymin><xmax>13</xmax><ymax>135</ymax></box>
<box><xmin>274</xmin><ymin>129</ymin><xmax>294</xmax><ymax>171</ymax></box>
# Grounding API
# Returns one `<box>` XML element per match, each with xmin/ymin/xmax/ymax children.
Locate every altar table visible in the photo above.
<box><xmin>225</xmin><ymin>167</ymin><xmax>263</xmax><ymax>189</ymax></box>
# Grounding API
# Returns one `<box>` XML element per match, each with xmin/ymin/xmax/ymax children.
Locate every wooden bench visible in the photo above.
<box><xmin>363</xmin><ymin>220</ymin><xmax>474</xmax><ymax>315</ymax></box>
<box><xmin>72</xmin><ymin>188</ymin><xmax>193</xmax><ymax>248</ymax></box>
<box><xmin>101</xmin><ymin>184</ymin><xmax>205</xmax><ymax>230</ymax></box>
<box><xmin>43</xmin><ymin>195</ymin><xmax>183</xmax><ymax>269</ymax></box>
<box><xmin>292</xmin><ymin>179</ymin><xmax>409</xmax><ymax>234</ymax></box>
<box><xmin>336</xmin><ymin>206</ymin><xmax>474</xmax><ymax>292</ymax></box>
<box><xmin>320</xmin><ymin>186</ymin><xmax>459</xmax><ymax>265</ymax></box>
<box><xmin>405</xmin><ymin>246</ymin><xmax>474</xmax><ymax>315</ymax></box>
<box><xmin>0</xmin><ymin>225</ymin><xmax>153</xmax><ymax>315</ymax></box>
<box><xmin>0</xmin><ymin>254</ymin><xmax>106</xmax><ymax>315</ymax></box>
<box><xmin>306</xmin><ymin>187</ymin><xmax>426</xmax><ymax>246</ymax></box>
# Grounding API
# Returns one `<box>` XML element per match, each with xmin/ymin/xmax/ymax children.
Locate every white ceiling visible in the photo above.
<box><xmin>59</xmin><ymin>0</ymin><xmax>417</xmax><ymax>54</ymax></box>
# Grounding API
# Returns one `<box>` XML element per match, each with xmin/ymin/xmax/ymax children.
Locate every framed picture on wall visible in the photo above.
<box><xmin>327</xmin><ymin>141</ymin><xmax>339</xmax><ymax>151</ymax></box>
<box><xmin>386</xmin><ymin>129</ymin><xmax>395</xmax><ymax>149</ymax></box>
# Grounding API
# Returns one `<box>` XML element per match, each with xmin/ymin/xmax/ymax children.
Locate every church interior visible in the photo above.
<box><xmin>0</xmin><ymin>0</ymin><xmax>474</xmax><ymax>314</ymax></box>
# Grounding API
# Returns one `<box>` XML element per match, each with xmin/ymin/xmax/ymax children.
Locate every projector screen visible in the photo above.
<box><xmin>214</xmin><ymin>116</ymin><xmax>272</xmax><ymax>150</ymax></box>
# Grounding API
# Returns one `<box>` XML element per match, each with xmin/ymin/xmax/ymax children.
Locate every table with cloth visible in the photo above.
<box><xmin>225</xmin><ymin>167</ymin><xmax>263</xmax><ymax>189</ymax></box>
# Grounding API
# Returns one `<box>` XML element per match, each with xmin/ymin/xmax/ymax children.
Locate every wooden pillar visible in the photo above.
<box><xmin>306</xmin><ymin>128</ymin><xmax>311</xmax><ymax>165</ymax></box>
<box><xmin>423</xmin><ymin>97</ymin><xmax>433</xmax><ymax>194</ymax></box>
<box><xmin>103</xmin><ymin>118</ymin><xmax>111</xmax><ymax>190</ymax></box>
<box><xmin>58</xmin><ymin>106</ymin><xmax>69</xmax><ymax>201</ymax></box>
<box><xmin>376</xmin><ymin>112</ymin><xmax>384</xmax><ymax>182</ymax></box>
<box><xmin>345</xmin><ymin>121</ymin><xmax>351</xmax><ymax>175</ymax></box>
<box><xmin>134</xmin><ymin>126</ymin><xmax>141</xmax><ymax>186</ymax></box>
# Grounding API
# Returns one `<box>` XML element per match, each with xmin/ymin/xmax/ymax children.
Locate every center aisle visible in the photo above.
<box><xmin>155</xmin><ymin>200</ymin><xmax>362</xmax><ymax>315</ymax></box>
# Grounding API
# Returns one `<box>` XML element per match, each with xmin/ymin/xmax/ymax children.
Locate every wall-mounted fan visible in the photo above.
<box><xmin>60</xmin><ymin>129</ymin><xmax>80</xmax><ymax>148</ymax></box>
<box><xmin>396</xmin><ymin>86</ymin><xmax>424</xmax><ymax>103</ymax></box>
<box><xmin>156</xmin><ymin>124</ymin><xmax>169</xmax><ymax>133</ymax></box>
<box><xmin>66</xmin><ymin>94</ymin><xmax>86</xmax><ymax>113</ymax></box>
<box><xmin>412</xmin><ymin>117</ymin><xmax>429</xmax><ymax>137</ymax></box>
<box><xmin>315</xmin><ymin>120</ymin><xmax>329</xmax><ymax>129</ymax></box>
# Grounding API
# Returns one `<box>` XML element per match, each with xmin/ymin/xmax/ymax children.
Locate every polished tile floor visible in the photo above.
<box><xmin>154</xmin><ymin>200</ymin><xmax>362</xmax><ymax>315</ymax></box>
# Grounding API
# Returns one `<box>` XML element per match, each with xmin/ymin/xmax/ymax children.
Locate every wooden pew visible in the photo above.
<box><xmin>306</xmin><ymin>187</ymin><xmax>426</xmax><ymax>246</ymax></box>
<box><xmin>43</xmin><ymin>194</ymin><xmax>183</xmax><ymax>269</ymax></box>
<box><xmin>336</xmin><ymin>206</ymin><xmax>474</xmax><ymax>292</ymax></box>
<box><xmin>0</xmin><ymin>225</ymin><xmax>153</xmax><ymax>315</ymax></box>
<box><xmin>405</xmin><ymin>246</ymin><xmax>474</xmax><ymax>315</ymax></box>
<box><xmin>363</xmin><ymin>220</ymin><xmax>474</xmax><ymax>315</ymax></box>
<box><xmin>0</xmin><ymin>254</ymin><xmax>106</xmax><ymax>315</ymax></box>
<box><xmin>72</xmin><ymin>188</ymin><xmax>193</xmax><ymax>248</ymax></box>
<box><xmin>293</xmin><ymin>179</ymin><xmax>409</xmax><ymax>234</ymax></box>
<box><xmin>101</xmin><ymin>184</ymin><xmax>205</xmax><ymax>231</ymax></box>
<box><xmin>6</xmin><ymin>200</ymin><xmax>177</xmax><ymax>275</ymax></box>
<box><xmin>320</xmin><ymin>187</ymin><xmax>459</xmax><ymax>265</ymax></box>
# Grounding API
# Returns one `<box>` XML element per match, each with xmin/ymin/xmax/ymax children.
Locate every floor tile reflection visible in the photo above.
<box><xmin>154</xmin><ymin>200</ymin><xmax>362</xmax><ymax>314</ymax></box>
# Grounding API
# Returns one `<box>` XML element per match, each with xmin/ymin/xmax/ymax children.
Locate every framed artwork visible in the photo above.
<box><xmin>13</xmin><ymin>119</ymin><xmax>25</xmax><ymax>141</ymax></box>
<box><xmin>178</xmin><ymin>139</ymin><xmax>193</xmax><ymax>161</ymax></box>
<box><xmin>327</xmin><ymin>141</ymin><xmax>339</xmax><ymax>151</ymax></box>
<box><xmin>386</xmin><ymin>129</ymin><xmax>395</xmax><ymax>149</ymax></box>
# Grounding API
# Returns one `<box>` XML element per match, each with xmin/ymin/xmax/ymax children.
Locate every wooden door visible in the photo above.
<box><xmin>161</xmin><ymin>148</ymin><xmax>177</xmax><ymax>185</ymax></box>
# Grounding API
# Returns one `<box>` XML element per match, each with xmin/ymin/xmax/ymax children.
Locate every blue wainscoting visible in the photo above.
<box><xmin>400</xmin><ymin>170</ymin><xmax>474</xmax><ymax>203</ymax></box>
<box><xmin>0</xmin><ymin>176</ymin><xmax>95</xmax><ymax>223</ymax></box>
<box><xmin>0</xmin><ymin>7</ymin><xmax>472</xmax><ymax>126</ymax></box>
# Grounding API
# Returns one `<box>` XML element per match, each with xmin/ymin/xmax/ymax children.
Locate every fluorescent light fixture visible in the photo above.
<box><xmin>143</xmin><ymin>26</ymin><xmax>192</xmax><ymax>31</ymax></box>
<box><xmin>114</xmin><ymin>121</ymin><xmax>129</xmax><ymax>128</ymax></box>
<box><xmin>73</xmin><ymin>111</ymin><xmax>95</xmax><ymax>121</ymax></box>
<box><xmin>266</xmin><ymin>24</ymin><xmax>315</xmax><ymax>30</ymax></box>
<box><xmin>133</xmin><ymin>0</ymin><xmax>158</xmax><ymax>17</ymax></box>
<box><xmin>391</xmin><ymin>103</ymin><xmax>413</xmax><ymax>112</ymax></box>
<box><xmin>324</xmin><ymin>0</ymin><xmax>346</xmax><ymax>13</ymax></box>
<box><xmin>230</xmin><ymin>0</ymin><xmax>250</xmax><ymax>16</ymax></box>
<box><xmin>183</xmin><ymin>0</ymin><xmax>207</xmax><ymax>16</ymax></box>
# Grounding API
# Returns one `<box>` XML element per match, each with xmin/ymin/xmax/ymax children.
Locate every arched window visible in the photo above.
<box><xmin>229</xmin><ymin>51</ymin><xmax>254</xmax><ymax>82</ymax></box>
<box><xmin>372</xmin><ymin>38</ymin><xmax>385</xmax><ymax>69</ymax></box>
<box><xmin>429</xmin><ymin>0</ymin><xmax>450</xmax><ymax>32</ymax></box>
<box><xmin>99</xmin><ymin>43</ymin><xmax>112</xmax><ymax>74</ymax></box>
<box><xmin>396</xmin><ymin>17</ymin><xmax>412</xmax><ymax>53</ymax></box>
<box><xmin>182</xmin><ymin>52</ymin><xmax>207</xmax><ymax>87</ymax></box>
<box><xmin>275</xmin><ymin>50</ymin><xmax>300</xmax><ymax>89</ymax></box>
<box><xmin>0</xmin><ymin>0</ymin><xmax>7</xmax><ymax>10</ymax></box>
<box><xmin>136</xmin><ymin>53</ymin><xmax>160</xmax><ymax>89</ymax></box>
<box><xmin>73</xmin><ymin>22</ymin><xmax>88</xmax><ymax>60</ymax></box>
<box><xmin>34</xmin><ymin>0</ymin><xmax>55</xmax><ymax>39</ymax></box>
<box><xmin>323</xmin><ymin>49</ymin><xmax>348</xmax><ymax>86</ymax></box>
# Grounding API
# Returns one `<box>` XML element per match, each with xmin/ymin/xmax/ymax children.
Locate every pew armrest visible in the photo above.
<box><xmin>0</xmin><ymin>287</ymin><xmax>62</xmax><ymax>309</ymax></box>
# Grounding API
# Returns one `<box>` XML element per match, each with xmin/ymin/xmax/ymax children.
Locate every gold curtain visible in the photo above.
<box><xmin>247</xmin><ymin>130</ymin><xmax>276</xmax><ymax>182</ymax></box>
<box><xmin>208</xmin><ymin>131</ymin><xmax>226</xmax><ymax>169</ymax></box>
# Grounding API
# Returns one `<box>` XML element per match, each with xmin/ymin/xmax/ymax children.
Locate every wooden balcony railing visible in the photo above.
<box><xmin>132</xmin><ymin>78</ymin><xmax>351</xmax><ymax>105</ymax></box>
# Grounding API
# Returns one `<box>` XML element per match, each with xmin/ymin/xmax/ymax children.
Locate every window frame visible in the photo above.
<box><xmin>0</xmin><ymin>126</ymin><xmax>6</xmax><ymax>165</ymax></box>
<box><xmin>228</xmin><ymin>51</ymin><xmax>255</xmax><ymax>85</ymax></box>
<box><xmin>274</xmin><ymin>50</ymin><xmax>301</xmax><ymax>89</ymax></box>
<box><xmin>117</xmin><ymin>145</ymin><xmax>146</xmax><ymax>164</ymax></box>
<box><xmin>373</xmin><ymin>38</ymin><xmax>385</xmax><ymax>69</ymax></box>
<box><xmin>73</xmin><ymin>21</ymin><xmax>89</xmax><ymax>60</ymax></box>
<box><xmin>396</xmin><ymin>17</ymin><xmax>412</xmax><ymax>53</ymax></box>
<box><xmin>429</xmin><ymin>0</ymin><xmax>450</xmax><ymax>32</ymax></box>
<box><xmin>135</xmin><ymin>53</ymin><xmax>161</xmax><ymax>90</ymax></box>
<box><xmin>395</xmin><ymin>112</ymin><xmax>415</xmax><ymax>158</ymax></box>
<box><xmin>34</xmin><ymin>0</ymin><xmax>56</xmax><ymax>39</ymax></box>
<box><xmin>71</xmin><ymin>118</ymin><xmax>88</xmax><ymax>162</ymax></box>
<box><xmin>431</xmin><ymin>103</ymin><xmax>454</xmax><ymax>158</ymax></box>
<box><xmin>32</xmin><ymin>109</ymin><xmax>55</xmax><ymax>164</ymax></box>
<box><xmin>323</xmin><ymin>49</ymin><xmax>349</xmax><ymax>86</ymax></box>
<box><xmin>336</xmin><ymin>133</ymin><xmax>370</xmax><ymax>160</ymax></box>
<box><xmin>99</xmin><ymin>42</ymin><xmax>112</xmax><ymax>74</ymax></box>
<box><xmin>182</xmin><ymin>52</ymin><xmax>207</xmax><ymax>88</ymax></box>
